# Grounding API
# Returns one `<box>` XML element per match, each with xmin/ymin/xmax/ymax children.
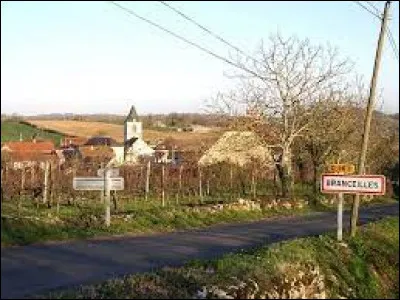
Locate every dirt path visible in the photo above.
<box><xmin>1</xmin><ymin>203</ymin><xmax>398</xmax><ymax>299</ymax></box>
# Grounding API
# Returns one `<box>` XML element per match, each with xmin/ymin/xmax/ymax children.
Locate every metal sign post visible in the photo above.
<box><xmin>73</xmin><ymin>164</ymin><xmax>123</xmax><ymax>227</ymax></box>
<box><xmin>321</xmin><ymin>173</ymin><xmax>385</xmax><ymax>241</ymax></box>
<box><xmin>337</xmin><ymin>192</ymin><xmax>343</xmax><ymax>241</ymax></box>
<box><xmin>97</xmin><ymin>168</ymin><xmax>119</xmax><ymax>177</ymax></box>
<box><xmin>322</xmin><ymin>165</ymin><xmax>385</xmax><ymax>242</ymax></box>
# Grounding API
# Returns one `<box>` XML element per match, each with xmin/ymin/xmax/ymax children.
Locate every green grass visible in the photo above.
<box><xmin>1</xmin><ymin>120</ymin><xmax>64</xmax><ymax>145</ymax></box>
<box><xmin>1</xmin><ymin>196</ymin><xmax>313</xmax><ymax>247</ymax></box>
<box><xmin>38</xmin><ymin>217</ymin><xmax>399</xmax><ymax>299</ymax></box>
<box><xmin>1</xmin><ymin>191</ymin><xmax>396</xmax><ymax>247</ymax></box>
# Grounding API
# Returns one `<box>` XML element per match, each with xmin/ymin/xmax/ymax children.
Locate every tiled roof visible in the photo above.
<box><xmin>79</xmin><ymin>146</ymin><xmax>114</xmax><ymax>159</ymax></box>
<box><xmin>2</xmin><ymin>141</ymin><xmax>55</xmax><ymax>152</ymax></box>
<box><xmin>124</xmin><ymin>137</ymin><xmax>138</xmax><ymax>147</ymax></box>
<box><xmin>85</xmin><ymin>136</ymin><xmax>121</xmax><ymax>146</ymax></box>
<box><xmin>62</xmin><ymin>148</ymin><xmax>81</xmax><ymax>160</ymax></box>
<box><xmin>61</xmin><ymin>137</ymin><xmax>88</xmax><ymax>147</ymax></box>
<box><xmin>6</xmin><ymin>151</ymin><xmax>58</xmax><ymax>162</ymax></box>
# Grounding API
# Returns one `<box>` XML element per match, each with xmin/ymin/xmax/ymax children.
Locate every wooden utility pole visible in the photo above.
<box><xmin>351</xmin><ymin>1</ymin><xmax>391</xmax><ymax>237</ymax></box>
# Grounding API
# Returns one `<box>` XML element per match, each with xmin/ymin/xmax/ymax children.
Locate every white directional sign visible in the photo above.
<box><xmin>97</xmin><ymin>168</ymin><xmax>119</xmax><ymax>177</ymax></box>
<box><xmin>73</xmin><ymin>177</ymin><xmax>124</xmax><ymax>191</ymax></box>
<box><xmin>321</xmin><ymin>174</ymin><xmax>385</xmax><ymax>195</ymax></box>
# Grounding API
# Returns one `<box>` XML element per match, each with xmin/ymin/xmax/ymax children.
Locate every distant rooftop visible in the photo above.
<box><xmin>84</xmin><ymin>136</ymin><xmax>121</xmax><ymax>147</ymax></box>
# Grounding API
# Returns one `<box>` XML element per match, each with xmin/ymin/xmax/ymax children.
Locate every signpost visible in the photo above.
<box><xmin>321</xmin><ymin>173</ymin><xmax>386</xmax><ymax>242</ymax></box>
<box><xmin>97</xmin><ymin>168</ymin><xmax>120</xmax><ymax>178</ymax></box>
<box><xmin>321</xmin><ymin>174</ymin><xmax>385</xmax><ymax>195</ymax></box>
<box><xmin>73</xmin><ymin>167</ymin><xmax>123</xmax><ymax>227</ymax></box>
<box><xmin>324</xmin><ymin>164</ymin><xmax>355</xmax><ymax>241</ymax></box>
<box><xmin>73</xmin><ymin>177</ymin><xmax>124</xmax><ymax>191</ymax></box>
<box><xmin>326</xmin><ymin>164</ymin><xmax>355</xmax><ymax>175</ymax></box>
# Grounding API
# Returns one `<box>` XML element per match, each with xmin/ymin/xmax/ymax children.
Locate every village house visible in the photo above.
<box><xmin>60</xmin><ymin>136</ymin><xmax>88</xmax><ymax>148</ymax></box>
<box><xmin>153</xmin><ymin>139</ymin><xmax>182</xmax><ymax>164</ymax></box>
<box><xmin>1</xmin><ymin>139</ymin><xmax>58</xmax><ymax>169</ymax></box>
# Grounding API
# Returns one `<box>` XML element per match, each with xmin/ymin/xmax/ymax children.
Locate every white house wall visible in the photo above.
<box><xmin>111</xmin><ymin>146</ymin><xmax>125</xmax><ymax>164</ymax></box>
<box><xmin>127</xmin><ymin>139</ymin><xmax>155</xmax><ymax>156</ymax></box>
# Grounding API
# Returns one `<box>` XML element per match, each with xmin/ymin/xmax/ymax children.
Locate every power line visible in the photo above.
<box><xmin>353</xmin><ymin>1</ymin><xmax>399</xmax><ymax>61</ymax></box>
<box><xmin>108</xmin><ymin>1</ymin><xmax>266</xmax><ymax>81</ymax></box>
<box><xmin>365</xmin><ymin>1</ymin><xmax>381</xmax><ymax>15</ymax></box>
<box><xmin>387</xmin><ymin>28</ymin><xmax>399</xmax><ymax>61</ymax></box>
<box><xmin>353</xmin><ymin>1</ymin><xmax>382</xmax><ymax>19</ymax></box>
<box><xmin>157</xmin><ymin>1</ymin><xmax>261</xmax><ymax>65</ymax></box>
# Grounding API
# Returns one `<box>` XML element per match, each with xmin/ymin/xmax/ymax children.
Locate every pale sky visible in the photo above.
<box><xmin>1</xmin><ymin>1</ymin><xmax>399</xmax><ymax>116</ymax></box>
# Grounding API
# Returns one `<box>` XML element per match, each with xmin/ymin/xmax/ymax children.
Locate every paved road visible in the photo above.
<box><xmin>1</xmin><ymin>203</ymin><xmax>398</xmax><ymax>299</ymax></box>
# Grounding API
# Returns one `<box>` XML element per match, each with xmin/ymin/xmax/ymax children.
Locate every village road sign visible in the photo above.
<box><xmin>97</xmin><ymin>168</ymin><xmax>120</xmax><ymax>177</ymax></box>
<box><xmin>327</xmin><ymin>164</ymin><xmax>355</xmax><ymax>174</ymax></box>
<box><xmin>73</xmin><ymin>177</ymin><xmax>124</xmax><ymax>191</ymax></box>
<box><xmin>321</xmin><ymin>174</ymin><xmax>385</xmax><ymax>195</ymax></box>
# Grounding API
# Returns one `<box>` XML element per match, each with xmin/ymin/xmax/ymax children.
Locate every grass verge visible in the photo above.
<box><xmin>1</xmin><ymin>198</ymin><xmax>312</xmax><ymax>247</ymax></box>
<box><xmin>38</xmin><ymin>216</ymin><xmax>399</xmax><ymax>299</ymax></box>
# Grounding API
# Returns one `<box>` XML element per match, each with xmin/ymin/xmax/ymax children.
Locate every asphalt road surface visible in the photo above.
<box><xmin>1</xmin><ymin>202</ymin><xmax>398</xmax><ymax>299</ymax></box>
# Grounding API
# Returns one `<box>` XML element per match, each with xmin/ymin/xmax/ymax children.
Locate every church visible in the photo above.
<box><xmin>111</xmin><ymin>106</ymin><xmax>155</xmax><ymax>165</ymax></box>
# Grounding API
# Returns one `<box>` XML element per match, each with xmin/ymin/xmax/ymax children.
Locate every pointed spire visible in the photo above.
<box><xmin>125</xmin><ymin>105</ymin><xmax>139</xmax><ymax>122</ymax></box>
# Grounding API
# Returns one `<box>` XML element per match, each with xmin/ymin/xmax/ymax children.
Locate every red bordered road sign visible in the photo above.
<box><xmin>321</xmin><ymin>174</ymin><xmax>385</xmax><ymax>195</ymax></box>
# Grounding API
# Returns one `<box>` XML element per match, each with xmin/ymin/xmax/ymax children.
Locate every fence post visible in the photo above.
<box><xmin>230</xmin><ymin>165</ymin><xmax>233</xmax><ymax>200</ymax></box>
<box><xmin>230</xmin><ymin>165</ymin><xmax>233</xmax><ymax>190</ymax></box>
<box><xmin>1</xmin><ymin>166</ymin><xmax>3</xmax><ymax>202</ymax></box>
<box><xmin>112</xmin><ymin>191</ymin><xmax>118</xmax><ymax>211</ymax></box>
<box><xmin>165</xmin><ymin>164</ymin><xmax>169</xmax><ymax>205</ymax></box>
<box><xmin>100</xmin><ymin>162</ymin><xmax>105</xmax><ymax>203</ymax></box>
<box><xmin>70</xmin><ymin>166</ymin><xmax>77</xmax><ymax>206</ymax></box>
<box><xmin>57</xmin><ymin>194</ymin><xmax>60</xmax><ymax>215</ymax></box>
<box><xmin>21</xmin><ymin>168</ymin><xmax>26</xmax><ymax>192</ymax></box>
<box><xmin>145</xmin><ymin>160</ymin><xmax>151</xmax><ymax>201</ymax></box>
<box><xmin>104</xmin><ymin>168</ymin><xmax>111</xmax><ymax>227</ymax></box>
<box><xmin>252</xmin><ymin>169</ymin><xmax>257</xmax><ymax>198</ymax></box>
<box><xmin>5</xmin><ymin>164</ymin><xmax>8</xmax><ymax>182</ymax></box>
<box><xmin>178</xmin><ymin>164</ymin><xmax>183</xmax><ymax>202</ymax></box>
<box><xmin>161</xmin><ymin>164</ymin><xmax>165</xmax><ymax>207</ymax></box>
<box><xmin>43</xmin><ymin>161</ymin><xmax>49</xmax><ymax>204</ymax></box>
<box><xmin>31</xmin><ymin>164</ymin><xmax>35</xmax><ymax>186</ymax></box>
<box><xmin>199</xmin><ymin>166</ymin><xmax>203</xmax><ymax>203</ymax></box>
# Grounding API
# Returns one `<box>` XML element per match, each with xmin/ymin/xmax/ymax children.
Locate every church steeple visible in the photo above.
<box><xmin>125</xmin><ymin>105</ymin><xmax>139</xmax><ymax>122</ymax></box>
<box><xmin>124</xmin><ymin>105</ymin><xmax>142</xmax><ymax>142</ymax></box>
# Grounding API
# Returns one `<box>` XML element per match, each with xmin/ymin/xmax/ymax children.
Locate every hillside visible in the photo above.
<box><xmin>1</xmin><ymin>120</ymin><xmax>64</xmax><ymax>146</ymax></box>
<box><xmin>25</xmin><ymin>120</ymin><xmax>223</xmax><ymax>151</ymax></box>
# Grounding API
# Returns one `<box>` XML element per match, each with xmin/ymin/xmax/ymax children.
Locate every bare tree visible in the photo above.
<box><xmin>301</xmin><ymin>98</ymin><xmax>363</xmax><ymax>200</ymax></box>
<box><xmin>208</xmin><ymin>33</ymin><xmax>353</xmax><ymax>197</ymax></box>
